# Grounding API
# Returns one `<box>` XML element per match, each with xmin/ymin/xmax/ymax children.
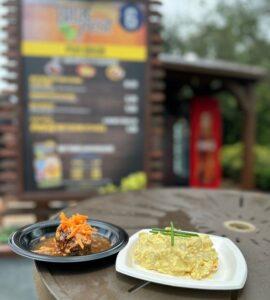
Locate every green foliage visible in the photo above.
<box><xmin>0</xmin><ymin>227</ymin><xmax>17</xmax><ymax>245</ymax></box>
<box><xmin>98</xmin><ymin>172</ymin><xmax>147</xmax><ymax>195</ymax></box>
<box><xmin>98</xmin><ymin>183</ymin><xmax>118</xmax><ymax>195</ymax></box>
<box><xmin>218</xmin><ymin>93</ymin><xmax>243</xmax><ymax>145</ymax></box>
<box><xmin>222</xmin><ymin>143</ymin><xmax>270</xmax><ymax>190</ymax></box>
<box><xmin>120</xmin><ymin>172</ymin><xmax>147</xmax><ymax>192</ymax></box>
<box><xmin>222</xmin><ymin>144</ymin><xmax>243</xmax><ymax>182</ymax></box>
<box><xmin>163</xmin><ymin>0</ymin><xmax>270</xmax><ymax>146</ymax></box>
<box><xmin>256</xmin><ymin>82</ymin><xmax>270</xmax><ymax>145</ymax></box>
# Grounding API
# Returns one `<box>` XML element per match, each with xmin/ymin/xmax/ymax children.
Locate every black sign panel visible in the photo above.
<box><xmin>21</xmin><ymin>0</ymin><xmax>148</xmax><ymax>193</ymax></box>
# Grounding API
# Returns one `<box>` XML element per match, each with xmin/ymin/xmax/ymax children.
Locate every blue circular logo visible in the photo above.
<box><xmin>120</xmin><ymin>4</ymin><xmax>143</xmax><ymax>32</ymax></box>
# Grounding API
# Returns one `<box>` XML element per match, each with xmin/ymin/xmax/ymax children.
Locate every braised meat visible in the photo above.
<box><xmin>55</xmin><ymin>212</ymin><xmax>96</xmax><ymax>256</ymax></box>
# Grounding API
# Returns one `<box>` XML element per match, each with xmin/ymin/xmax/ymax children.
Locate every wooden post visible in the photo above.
<box><xmin>241</xmin><ymin>86</ymin><xmax>256</xmax><ymax>189</ymax></box>
<box><xmin>226</xmin><ymin>82</ymin><xmax>256</xmax><ymax>189</ymax></box>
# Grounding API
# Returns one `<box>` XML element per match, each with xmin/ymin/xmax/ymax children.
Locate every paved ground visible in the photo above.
<box><xmin>0</xmin><ymin>258</ymin><xmax>37</xmax><ymax>300</ymax></box>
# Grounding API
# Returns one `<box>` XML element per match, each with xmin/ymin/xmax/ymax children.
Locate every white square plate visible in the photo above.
<box><xmin>116</xmin><ymin>229</ymin><xmax>247</xmax><ymax>290</ymax></box>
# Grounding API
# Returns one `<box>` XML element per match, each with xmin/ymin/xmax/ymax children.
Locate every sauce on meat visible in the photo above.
<box><xmin>33</xmin><ymin>234</ymin><xmax>111</xmax><ymax>256</ymax></box>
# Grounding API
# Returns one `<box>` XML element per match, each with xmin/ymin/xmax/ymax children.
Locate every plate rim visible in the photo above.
<box><xmin>9</xmin><ymin>219</ymin><xmax>129</xmax><ymax>263</ymax></box>
<box><xmin>116</xmin><ymin>229</ymin><xmax>248</xmax><ymax>290</ymax></box>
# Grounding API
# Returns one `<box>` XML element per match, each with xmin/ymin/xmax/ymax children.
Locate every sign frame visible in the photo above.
<box><xmin>15</xmin><ymin>0</ymin><xmax>161</xmax><ymax>201</ymax></box>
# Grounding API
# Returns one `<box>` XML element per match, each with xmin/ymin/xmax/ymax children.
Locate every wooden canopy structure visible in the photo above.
<box><xmin>160</xmin><ymin>54</ymin><xmax>268</xmax><ymax>189</ymax></box>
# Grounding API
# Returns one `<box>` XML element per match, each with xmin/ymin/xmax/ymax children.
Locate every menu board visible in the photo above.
<box><xmin>21</xmin><ymin>0</ymin><xmax>148</xmax><ymax>192</ymax></box>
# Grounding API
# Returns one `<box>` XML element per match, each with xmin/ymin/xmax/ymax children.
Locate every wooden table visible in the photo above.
<box><xmin>34</xmin><ymin>189</ymin><xmax>270</xmax><ymax>300</ymax></box>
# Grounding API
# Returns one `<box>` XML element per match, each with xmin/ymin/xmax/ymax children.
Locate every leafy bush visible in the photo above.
<box><xmin>222</xmin><ymin>143</ymin><xmax>270</xmax><ymax>190</ymax></box>
<box><xmin>98</xmin><ymin>172</ymin><xmax>147</xmax><ymax>195</ymax></box>
<box><xmin>0</xmin><ymin>227</ymin><xmax>17</xmax><ymax>245</ymax></box>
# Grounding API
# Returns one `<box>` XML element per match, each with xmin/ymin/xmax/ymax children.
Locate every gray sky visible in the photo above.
<box><xmin>161</xmin><ymin>0</ymin><xmax>270</xmax><ymax>41</ymax></box>
<box><xmin>0</xmin><ymin>0</ymin><xmax>267</xmax><ymax>81</ymax></box>
<box><xmin>162</xmin><ymin>0</ymin><xmax>217</xmax><ymax>22</ymax></box>
<box><xmin>0</xmin><ymin>0</ymin><xmax>215</xmax><ymax>87</ymax></box>
<box><xmin>161</xmin><ymin>0</ymin><xmax>220</xmax><ymax>39</ymax></box>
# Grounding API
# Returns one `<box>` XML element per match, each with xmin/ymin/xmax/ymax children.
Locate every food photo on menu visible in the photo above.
<box><xmin>0</xmin><ymin>0</ymin><xmax>269</xmax><ymax>299</ymax></box>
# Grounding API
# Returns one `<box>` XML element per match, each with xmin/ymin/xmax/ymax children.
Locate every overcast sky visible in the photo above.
<box><xmin>162</xmin><ymin>0</ymin><xmax>217</xmax><ymax>22</ymax></box>
<box><xmin>161</xmin><ymin>0</ymin><xmax>270</xmax><ymax>41</ymax></box>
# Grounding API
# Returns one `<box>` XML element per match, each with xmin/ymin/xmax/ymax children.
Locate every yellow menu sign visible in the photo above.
<box><xmin>22</xmin><ymin>0</ymin><xmax>147</xmax><ymax>61</ymax></box>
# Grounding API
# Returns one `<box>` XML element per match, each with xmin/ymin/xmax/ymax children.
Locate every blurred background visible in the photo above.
<box><xmin>162</xmin><ymin>0</ymin><xmax>270</xmax><ymax>190</ymax></box>
<box><xmin>0</xmin><ymin>0</ymin><xmax>269</xmax><ymax>299</ymax></box>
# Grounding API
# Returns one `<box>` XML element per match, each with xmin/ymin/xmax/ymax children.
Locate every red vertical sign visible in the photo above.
<box><xmin>190</xmin><ymin>97</ymin><xmax>222</xmax><ymax>188</ymax></box>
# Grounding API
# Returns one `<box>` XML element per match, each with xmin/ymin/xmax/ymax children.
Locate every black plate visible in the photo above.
<box><xmin>9</xmin><ymin>219</ymin><xmax>129</xmax><ymax>263</ymax></box>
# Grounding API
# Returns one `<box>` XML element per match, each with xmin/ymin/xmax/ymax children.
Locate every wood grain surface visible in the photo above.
<box><xmin>35</xmin><ymin>188</ymin><xmax>270</xmax><ymax>300</ymax></box>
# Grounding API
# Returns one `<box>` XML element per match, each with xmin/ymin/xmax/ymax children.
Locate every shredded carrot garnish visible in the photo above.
<box><xmin>77</xmin><ymin>238</ymin><xmax>84</xmax><ymax>249</ymax></box>
<box><xmin>58</xmin><ymin>212</ymin><xmax>96</xmax><ymax>247</ymax></box>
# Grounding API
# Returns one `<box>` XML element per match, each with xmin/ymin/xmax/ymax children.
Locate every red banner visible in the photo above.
<box><xmin>190</xmin><ymin>97</ymin><xmax>222</xmax><ymax>188</ymax></box>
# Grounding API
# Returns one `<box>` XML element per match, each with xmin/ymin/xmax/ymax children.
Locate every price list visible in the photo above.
<box><xmin>21</xmin><ymin>0</ymin><xmax>148</xmax><ymax>192</ymax></box>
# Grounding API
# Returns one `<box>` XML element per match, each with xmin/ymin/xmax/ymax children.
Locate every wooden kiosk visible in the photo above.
<box><xmin>161</xmin><ymin>54</ymin><xmax>267</xmax><ymax>189</ymax></box>
<box><xmin>0</xmin><ymin>0</ymin><xmax>163</xmax><ymax>228</ymax></box>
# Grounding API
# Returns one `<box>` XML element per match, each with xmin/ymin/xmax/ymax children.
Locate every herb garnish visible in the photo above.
<box><xmin>150</xmin><ymin>226</ymin><xmax>199</xmax><ymax>242</ymax></box>
<box><xmin>170</xmin><ymin>221</ymin><xmax>175</xmax><ymax>246</ymax></box>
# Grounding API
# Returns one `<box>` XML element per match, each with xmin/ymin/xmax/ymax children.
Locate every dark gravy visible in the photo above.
<box><xmin>33</xmin><ymin>234</ymin><xmax>111</xmax><ymax>256</ymax></box>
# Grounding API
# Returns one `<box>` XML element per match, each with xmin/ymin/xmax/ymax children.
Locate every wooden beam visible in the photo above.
<box><xmin>225</xmin><ymin>82</ymin><xmax>257</xmax><ymax>189</ymax></box>
<box><xmin>241</xmin><ymin>85</ymin><xmax>256</xmax><ymax>189</ymax></box>
<box><xmin>225</xmin><ymin>81</ymin><xmax>249</xmax><ymax>111</ymax></box>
